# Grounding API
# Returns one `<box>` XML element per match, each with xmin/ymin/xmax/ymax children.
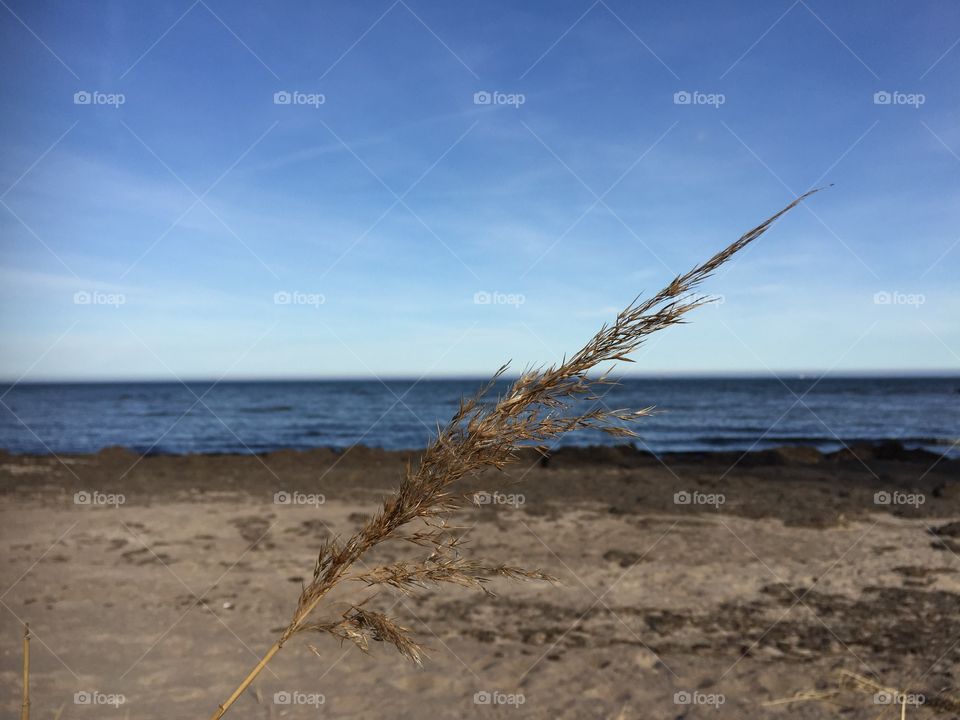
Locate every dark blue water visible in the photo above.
<box><xmin>0</xmin><ymin>377</ymin><xmax>957</xmax><ymax>457</ymax></box>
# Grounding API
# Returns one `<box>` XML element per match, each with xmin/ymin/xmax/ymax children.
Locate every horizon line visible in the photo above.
<box><xmin>3</xmin><ymin>370</ymin><xmax>959</xmax><ymax>385</ymax></box>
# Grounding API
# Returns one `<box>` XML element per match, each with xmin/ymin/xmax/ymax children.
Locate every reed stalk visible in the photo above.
<box><xmin>208</xmin><ymin>190</ymin><xmax>820</xmax><ymax>718</ymax></box>
<box><xmin>21</xmin><ymin>623</ymin><xmax>30</xmax><ymax>720</ymax></box>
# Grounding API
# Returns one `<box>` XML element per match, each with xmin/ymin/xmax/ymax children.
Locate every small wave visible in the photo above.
<box><xmin>693</xmin><ymin>435</ymin><xmax>955</xmax><ymax>447</ymax></box>
<box><xmin>240</xmin><ymin>405</ymin><xmax>294</xmax><ymax>414</ymax></box>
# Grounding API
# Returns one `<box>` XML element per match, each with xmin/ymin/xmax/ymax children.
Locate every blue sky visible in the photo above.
<box><xmin>1</xmin><ymin>0</ymin><xmax>958</xmax><ymax>380</ymax></box>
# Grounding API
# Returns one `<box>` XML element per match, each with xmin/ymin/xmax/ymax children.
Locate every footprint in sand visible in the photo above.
<box><xmin>229</xmin><ymin>515</ymin><xmax>275</xmax><ymax>550</ymax></box>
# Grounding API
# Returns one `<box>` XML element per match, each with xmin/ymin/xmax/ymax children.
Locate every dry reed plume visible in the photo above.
<box><xmin>209</xmin><ymin>190</ymin><xmax>821</xmax><ymax>718</ymax></box>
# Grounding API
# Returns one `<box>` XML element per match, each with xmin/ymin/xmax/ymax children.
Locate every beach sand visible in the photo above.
<box><xmin>1</xmin><ymin>443</ymin><xmax>958</xmax><ymax>718</ymax></box>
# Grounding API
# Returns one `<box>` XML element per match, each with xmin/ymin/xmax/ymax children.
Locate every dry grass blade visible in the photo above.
<box><xmin>21</xmin><ymin>623</ymin><xmax>29</xmax><ymax>720</ymax></box>
<box><xmin>766</xmin><ymin>669</ymin><xmax>960</xmax><ymax>716</ymax></box>
<box><xmin>208</xmin><ymin>189</ymin><xmax>822</xmax><ymax>719</ymax></box>
<box><xmin>837</xmin><ymin>670</ymin><xmax>960</xmax><ymax>715</ymax></box>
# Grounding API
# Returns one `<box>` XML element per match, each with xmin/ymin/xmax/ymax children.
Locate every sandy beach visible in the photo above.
<box><xmin>0</xmin><ymin>442</ymin><xmax>957</xmax><ymax>719</ymax></box>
